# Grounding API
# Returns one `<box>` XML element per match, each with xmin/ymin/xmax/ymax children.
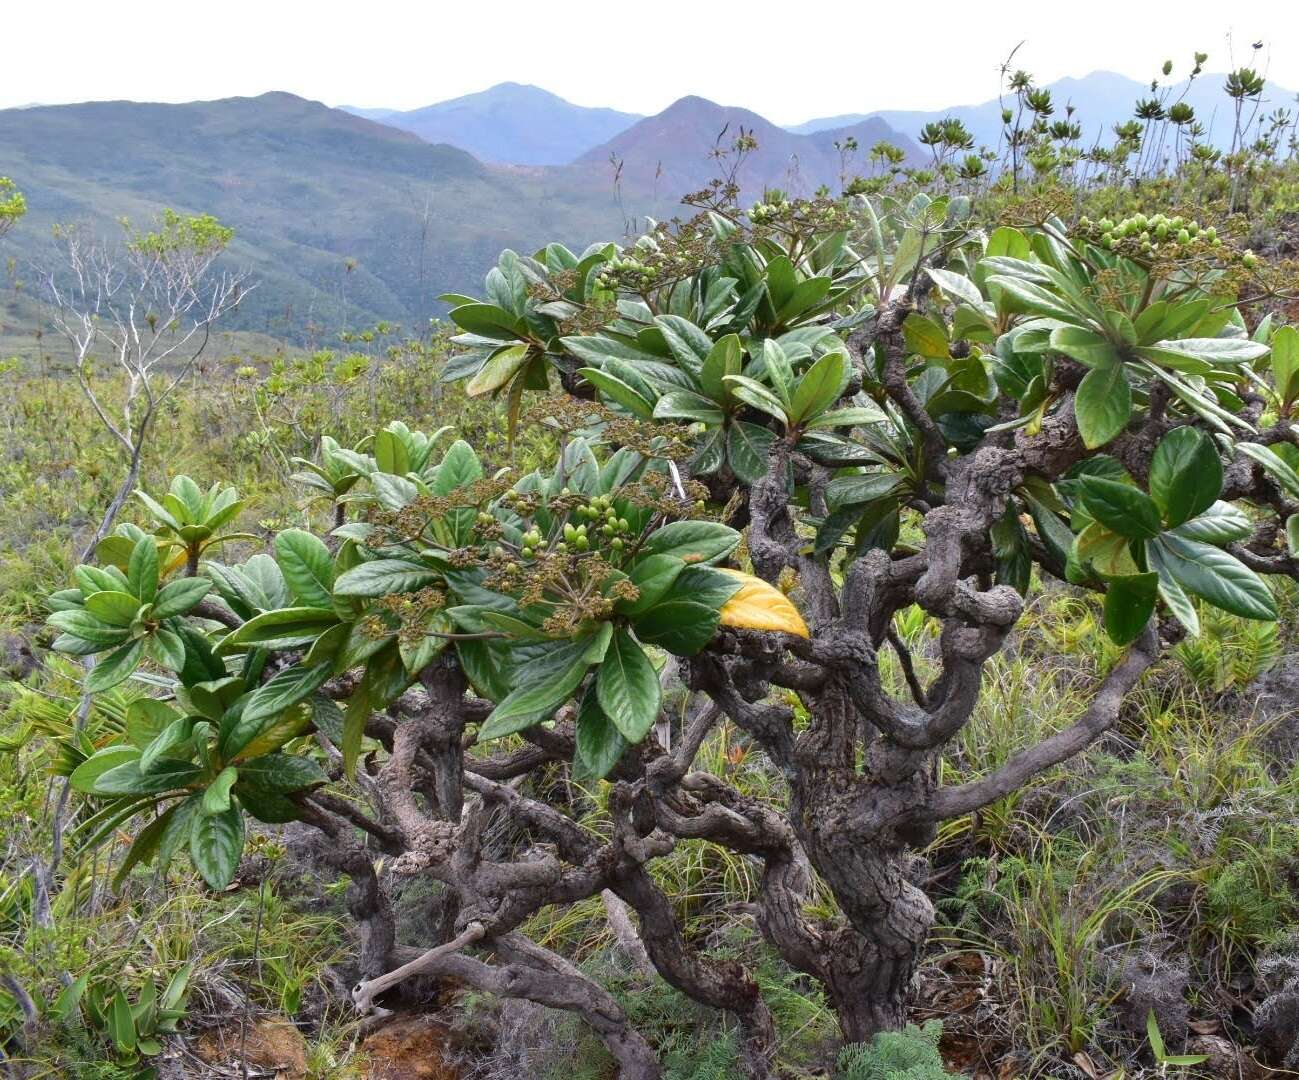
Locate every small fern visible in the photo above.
<box><xmin>835</xmin><ymin>1020</ymin><xmax>962</xmax><ymax>1079</ymax></box>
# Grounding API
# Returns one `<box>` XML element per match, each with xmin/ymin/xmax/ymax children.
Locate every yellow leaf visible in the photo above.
<box><xmin>717</xmin><ymin>569</ymin><xmax>809</xmax><ymax>638</ymax></box>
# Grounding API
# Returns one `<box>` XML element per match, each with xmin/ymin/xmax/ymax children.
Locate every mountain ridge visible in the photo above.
<box><xmin>341</xmin><ymin>82</ymin><xmax>642</xmax><ymax>166</ymax></box>
<box><xmin>576</xmin><ymin>95</ymin><xmax>923</xmax><ymax>200</ymax></box>
<box><xmin>0</xmin><ymin>92</ymin><xmax>627</xmax><ymax>345</ymax></box>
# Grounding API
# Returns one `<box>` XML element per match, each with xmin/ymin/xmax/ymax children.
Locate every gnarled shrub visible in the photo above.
<box><xmin>48</xmin><ymin>192</ymin><xmax>1299</xmax><ymax>1078</ymax></box>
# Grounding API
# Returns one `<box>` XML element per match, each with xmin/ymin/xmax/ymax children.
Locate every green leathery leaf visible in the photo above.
<box><xmin>1103</xmin><ymin>572</ymin><xmax>1159</xmax><ymax>645</ymax></box>
<box><xmin>638</xmin><ymin>521</ymin><xmax>740</xmax><ymax>565</ymax></box>
<box><xmin>152</xmin><ymin>577</ymin><xmax>212</xmax><ymax>619</ymax></box>
<box><xmin>1078</xmin><ymin>477</ymin><xmax>1162</xmax><ymax>540</ymax></box>
<box><xmin>1074</xmin><ymin>364</ymin><xmax>1132</xmax><ymax>449</ymax></box>
<box><xmin>1148</xmin><ymin>426</ymin><xmax>1222</xmax><ymax>526</ymax></box>
<box><xmin>128</xmin><ymin>535</ymin><xmax>159</xmax><ymax>604</ymax></box>
<box><xmin>85</xmin><ymin>639</ymin><xmax>144</xmax><ymax>691</ymax></box>
<box><xmin>333</xmin><ymin>559</ymin><xmax>442</xmax><ymax>598</ymax></box>
<box><xmin>202</xmin><ymin>766</ymin><xmax>238</xmax><ymax>815</ymax></box>
<box><xmin>574</xmin><ymin>683</ymin><xmax>628</xmax><ymax>781</ymax></box>
<box><xmin>190</xmin><ymin>801</ymin><xmax>245</xmax><ymax>889</ymax></box>
<box><xmin>274</xmin><ymin>530</ymin><xmax>335</xmax><ymax>609</ymax></box>
<box><xmin>617</xmin><ymin>555</ymin><xmax>686</xmax><ymax>616</ymax></box>
<box><xmin>596</xmin><ymin>628</ymin><xmax>661</xmax><ymax>743</ymax></box>
<box><xmin>1148</xmin><ymin>534</ymin><xmax>1276</xmax><ymax>621</ymax></box>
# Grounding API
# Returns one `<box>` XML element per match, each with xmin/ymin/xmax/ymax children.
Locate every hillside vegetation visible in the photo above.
<box><xmin>3</xmin><ymin>48</ymin><xmax>1299</xmax><ymax>1080</ymax></box>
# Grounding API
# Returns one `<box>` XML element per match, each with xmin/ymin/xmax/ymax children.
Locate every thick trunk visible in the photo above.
<box><xmin>820</xmin><ymin>924</ymin><xmax>921</xmax><ymax>1043</ymax></box>
<box><xmin>791</xmin><ymin>779</ymin><xmax>934</xmax><ymax>1043</ymax></box>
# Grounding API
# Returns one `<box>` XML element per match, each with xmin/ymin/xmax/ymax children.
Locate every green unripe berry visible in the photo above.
<box><xmin>602</xmin><ymin>523</ymin><xmax>615</xmax><ymax>537</ymax></box>
<box><xmin>522</xmin><ymin>546</ymin><xmax>534</xmax><ymax>559</ymax></box>
<box><xmin>618</xmin><ymin>518</ymin><xmax>630</xmax><ymax>532</ymax></box>
<box><xmin>1242</xmin><ymin>251</ymin><xmax>1258</xmax><ymax>269</ymax></box>
<box><xmin>575</xmin><ymin>535</ymin><xmax>590</xmax><ymax>551</ymax></box>
<box><xmin>1155</xmin><ymin>222</ymin><xmax>1169</xmax><ymax>239</ymax></box>
<box><xmin>1177</xmin><ymin>229</ymin><xmax>1190</xmax><ymax>244</ymax></box>
<box><xmin>556</xmin><ymin>542</ymin><xmax>568</xmax><ymax>553</ymax></box>
<box><xmin>611</xmin><ymin>538</ymin><xmax>624</xmax><ymax>551</ymax></box>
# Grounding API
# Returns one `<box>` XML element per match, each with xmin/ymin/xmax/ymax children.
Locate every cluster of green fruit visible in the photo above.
<box><xmin>1080</xmin><ymin>212</ymin><xmax>1220</xmax><ymax>256</ymax></box>
<box><xmin>594</xmin><ymin>253</ymin><xmax>660</xmax><ymax>290</ymax></box>
<box><xmin>748</xmin><ymin>200</ymin><xmax>788</xmax><ymax>223</ymax></box>
<box><xmin>506</xmin><ymin>492</ymin><xmax>639</xmax><ymax>560</ymax></box>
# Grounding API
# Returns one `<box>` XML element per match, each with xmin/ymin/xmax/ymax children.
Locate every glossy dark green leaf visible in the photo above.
<box><xmin>240</xmin><ymin>663</ymin><xmax>332</xmax><ymax>728</ymax></box>
<box><xmin>221</xmin><ymin>607</ymin><xmax>340</xmax><ymax>652</ymax></box>
<box><xmin>826</xmin><ymin>472</ymin><xmax>905</xmax><ymax>509</ymax></box>
<box><xmin>236</xmin><ymin>752</ymin><xmax>326</xmax><ymax>793</ymax></box>
<box><xmin>617</xmin><ymin>555</ymin><xmax>686</xmax><ymax>616</ymax></box>
<box><xmin>333</xmin><ymin>560</ymin><xmax>442</xmax><ymax>598</ymax></box>
<box><xmin>727</xmin><ymin>421</ymin><xmax>774</xmax><ymax>484</ymax></box>
<box><xmin>632</xmin><ymin>600</ymin><xmax>721</xmax><ymax>656</ymax></box>
<box><xmin>596</xmin><ymin>628</ymin><xmax>661</xmax><ymax>743</ymax></box>
<box><xmin>1103</xmin><ymin>572</ymin><xmax>1159</xmax><ymax>645</ymax></box>
<box><xmin>1170</xmin><ymin>501</ymin><xmax>1252</xmax><ymax>544</ymax></box>
<box><xmin>573</xmin><ymin>684</ymin><xmax>627</xmax><ymax>782</ymax></box>
<box><xmin>1078</xmin><ymin>477</ymin><xmax>1162</xmax><ymax>539</ymax></box>
<box><xmin>140</xmin><ymin>715</ymin><xmax>194</xmax><ymax>774</ymax></box>
<box><xmin>128</xmin><ymin>535</ymin><xmax>159</xmax><ymax>604</ymax></box>
<box><xmin>112</xmin><ymin>804</ymin><xmax>178</xmax><ymax>891</ymax></box>
<box><xmin>1148</xmin><ymin>427</ymin><xmax>1221</xmax><ymax>526</ymax></box>
<box><xmin>476</xmin><ymin>633</ymin><xmax>608</xmax><ymax>742</ymax></box>
<box><xmin>81</xmin><ymin>757</ymin><xmax>203</xmax><ymax>797</ymax></box>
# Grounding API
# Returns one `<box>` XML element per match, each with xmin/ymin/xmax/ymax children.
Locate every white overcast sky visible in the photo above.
<box><xmin>5</xmin><ymin>0</ymin><xmax>1299</xmax><ymax>122</ymax></box>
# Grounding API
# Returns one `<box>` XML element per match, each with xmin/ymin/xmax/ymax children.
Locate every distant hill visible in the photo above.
<box><xmin>342</xmin><ymin>83</ymin><xmax>642</xmax><ymax>166</ymax></box>
<box><xmin>578</xmin><ymin>96</ymin><xmax>922</xmax><ymax>201</ymax></box>
<box><xmin>789</xmin><ymin>70</ymin><xmax>1299</xmax><ymax>152</ymax></box>
<box><xmin>0</xmin><ymin>93</ymin><xmax>627</xmax><ymax>348</ymax></box>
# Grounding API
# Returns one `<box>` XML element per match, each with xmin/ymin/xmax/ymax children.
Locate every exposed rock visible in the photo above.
<box><xmin>0</xmin><ymin>628</ymin><xmax>37</xmax><ymax>680</ymax></box>
<box><xmin>1233</xmin><ymin>653</ymin><xmax>1299</xmax><ymax>770</ymax></box>
<box><xmin>362</xmin><ymin>1014</ymin><xmax>460</xmax><ymax>1080</ymax></box>
<box><xmin>194</xmin><ymin>1018</ymin><xmax>309</xmax><ymax>1079</ymax></box>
